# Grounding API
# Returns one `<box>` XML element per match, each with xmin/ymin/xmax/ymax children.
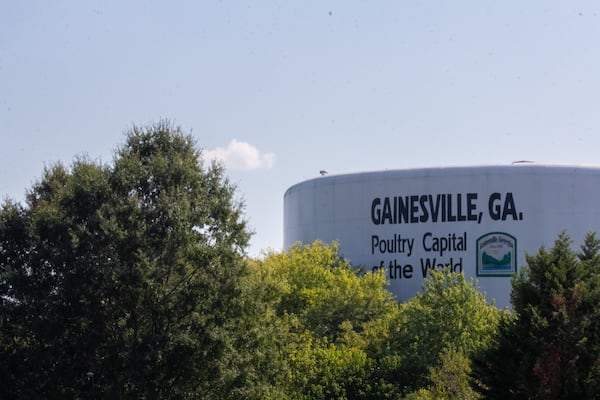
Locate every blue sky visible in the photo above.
<box><xmin>2</xmin><ymin>1</ymin><xmax>600</xmax><ymax>256</ymax></box>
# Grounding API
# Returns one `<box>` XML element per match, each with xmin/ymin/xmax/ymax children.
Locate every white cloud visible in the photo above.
<box><xmin>203</xmin><ymin>140</ymin><xmax>275</xmax><ymax>171</ymax></box>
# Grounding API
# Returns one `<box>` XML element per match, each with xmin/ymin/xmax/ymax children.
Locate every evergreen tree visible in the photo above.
<box><xmin>475</xmin><ymin>232</ymin><xmax>600</xmax><ymax>399</ymax></box>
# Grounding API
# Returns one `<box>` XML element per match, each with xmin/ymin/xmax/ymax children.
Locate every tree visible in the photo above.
<box><xmin>475</xmin><ymin>232</ymin><xmax>600</xmax><ymax>399</ymax></box>
<box><xmin>395</xmin><ymin>268</ymin><xmax>502</xmax><ymax>395</ymax></box>
<box><xmin>404</xmin><ymin>349</ymin><xmax>478</xmax><ymax>400</ymax></box>
<box><xmin>249</xmin><ymin>241</ymin><xmax>402</xmax><ymax>399</ymax></box>
<box><xmin>0</xmin><ymin>121</ymin><xmax>254</xmax><ymax>399</ymax></box>
<box><xmin>255</xmin><ymin>241</ymin><xmax>397</xmax><ymax>342</ymax></box>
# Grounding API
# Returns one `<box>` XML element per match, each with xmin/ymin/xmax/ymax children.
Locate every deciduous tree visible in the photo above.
<box><xmin>395</xmin><ymin>268</ymin><xmax>502</xmax><ymax>395</ymax></box>
<box><xmin>250</xmin><ymin>241</ymin><xmax>401</xmax><ymax>399</ymax></box>
<box><xmin>0</xmin><ymin>121</ymin><xmax>253</xmax><ymax>399</ymax></box>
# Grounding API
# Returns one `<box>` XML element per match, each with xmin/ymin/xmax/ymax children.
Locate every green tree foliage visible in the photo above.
<box><xmin>258</xmin><ymin>241</ymin><xmax>396</xmax><ymax>340</ymax></box>
<box><xmin>475</xmin><ymin>232</ymin><xmax>600</xmax><ymax>399</ymax></box>
<box><xmin>404</xmin><ymin>349</ymin><xmax>478</xmax><ymax>400</ymax></box>
<box><xmin>396</xmin><ymin>268</ymin><xmax>502</xmax><ymax>396</ymax></box>
<box><xmin>249</xmin><ymin>243</ymin><xmax>502</xmax><ymax>399</ymax></box>
<box><xmin>249</xmin><ymin>241</ymin><xmax>402</xmax><ymax>399</ymax></box>
<box><xmin>0</xmin><ymin>122</ymin><xmax>254</xmax><ymax>399</ymax></box>
<box><xmin>287</xmin><ymin>333</ymin><xmax>373</xmax><ymax>400</ymax></box>
<box><xmin>427</xmin><ymin>349</ymin><xmax>478</xmax><ymax>400</ymax></box>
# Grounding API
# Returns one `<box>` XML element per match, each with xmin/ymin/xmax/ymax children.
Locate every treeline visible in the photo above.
<box><xmin>2</xmin><ymin>123</ymin><xmax>600</xmax><ymax>399</ymax></box>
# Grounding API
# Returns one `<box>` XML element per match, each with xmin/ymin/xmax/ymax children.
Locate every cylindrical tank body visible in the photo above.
<box><xmin>284</xmin><ymin>164</ymin><xmax>600</xmax><ymax>308</ymax></box>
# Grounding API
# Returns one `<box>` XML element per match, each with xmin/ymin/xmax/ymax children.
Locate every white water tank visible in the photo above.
<box><xmin>284</xmin><ymin>164</ymin><xmax>600</xmax><ymax>308</ymax></box>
